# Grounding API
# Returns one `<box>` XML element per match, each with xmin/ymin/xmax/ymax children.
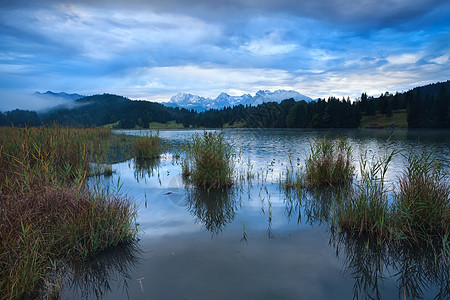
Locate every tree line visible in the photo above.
<box><xmin>0</xmin><ymin>81</ymin><xmax>448</xmax><ymax>128</ymax></box>
<box><xmin>359</xmin><ymin>80</ymin><xmax>449</xmax><ymax>128</ymax></box>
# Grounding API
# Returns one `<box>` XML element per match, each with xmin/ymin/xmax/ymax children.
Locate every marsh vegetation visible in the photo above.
<box><xmin>1</xmin><ymin>127</ymin><xmax>448</xmax><ymax>299</ymax></box>
<box><xmin>181</xmin><ymin>131</ymin><xmax>235</xmax><ymax>189</ymax></box>
<box><xmin>0</xmin><ymin>126</ymin><xmax>162</xmax><ymax>299</ymax></box>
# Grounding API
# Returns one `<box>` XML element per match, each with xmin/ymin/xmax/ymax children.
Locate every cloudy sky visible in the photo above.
<box><xmin>1</xmin><ymin>0</ymin><xmax>449</xmax><ymax>110</ymax></box>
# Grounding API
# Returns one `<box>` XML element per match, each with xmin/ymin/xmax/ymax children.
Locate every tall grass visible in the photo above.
<box><xmin>305</xmin><ymin>136</ymin><xmax>354</xmax><ymax>187</ymax></box>
<box><xmin>0</xmin><ymin>126</ymin><xmax>137</xmax><ymax>299</ymax></box>
<box><xmin>338</xmin><ymin>151</ymin><xmax>395</xmax><ymax>240</ymax></box>
<box><xmin>133</xmin><ymin>132</ymin><xmax>161</xmax><ymax>160</ymax></box>
<box><xmin>337</xmin><ymin>147</ymin><xmax>449</xmax><ymax>245</ymax></box>
<box><xmin>182</xmin><ymin>131</ymin><xmax>234</xmax><ymax>189</ymax></box>
<box><xmin>392</xmin><ymin>149</ymin><xmax>449</xmax><ymax>243</ymax></box>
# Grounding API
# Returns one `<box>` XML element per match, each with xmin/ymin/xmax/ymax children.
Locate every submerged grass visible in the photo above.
<box><xmin>182</xmin><ymin>131</ymin><xmax>234</xmax><ymax>189</ymax></box>
<box><xmin>305</xmin><ymin>136</ymin><xmax>354</xmax><ymax>188</ymax></box>
<box><xmin>0</xmin><ymin>126</ymin><xmax>137</xmax><ymax>299</ymax></box>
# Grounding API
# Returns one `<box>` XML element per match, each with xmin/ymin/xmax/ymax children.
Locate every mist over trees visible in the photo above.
<box><xmin>0</xmin><ymin>81</ymin><xmax>448</xmax><ymax>128</ymax></box>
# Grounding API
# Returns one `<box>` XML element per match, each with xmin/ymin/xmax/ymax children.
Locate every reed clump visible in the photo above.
<box><xmin>337</xmin><ymin>148</ymin><xmax>449</xmax><ymax>245</ymax></box>
<box><xmin>133</xmin><ymin>133</ymin><xmax>161</xmax><ymax>160</ymax></box>
<box><xmin>392</xmin><ymin>150</ymin><xmax>449</xmax><ymax>243</ymax></box>
<box><xmin>337</xmin><ymin>151</ymin><xmax>395</xmax><ymax>240</ymax></box>
<box><xmin>182</xmin><ymin>131</ymin><xmax>234</xmax><ymax>189</ymax></box>
<box><xmin>305</xmin><ymin>136</ymin><xmax>354</xmax><ymax>187</ymax></box>
<box><xmin>0</xmin><ymin>126</ymin><xmax>137</xmax><ymax>299</ymax></box>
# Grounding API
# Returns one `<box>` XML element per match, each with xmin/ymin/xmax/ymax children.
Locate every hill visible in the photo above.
<box><xmin>0</xmin><ymin>81</ymin><xmax>448</xmax><ymax>129</ymax></box>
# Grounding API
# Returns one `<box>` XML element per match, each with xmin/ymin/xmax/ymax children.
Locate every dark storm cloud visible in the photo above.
<box><xmin>2</xmin><ymin>0</ymin><xmax>448</xmax><ymax>29</ymax></box>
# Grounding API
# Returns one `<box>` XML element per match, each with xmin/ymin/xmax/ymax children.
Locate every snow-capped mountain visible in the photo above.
<box><xmin>165</xmin><ymin>90</ymin><xmax>313</xmax><ymax>111</ymax></box>
<box><xmin>250</xmin><ymin>90</ymin><xmax>312</xmax><ymax>106</ymax></box>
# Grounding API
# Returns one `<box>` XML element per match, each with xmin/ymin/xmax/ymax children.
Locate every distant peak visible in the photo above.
<box><xmin>166</xmin><ymin>89</ymin><xmax>313</xmax><ymax>111</ymax></box>
<box><xmin>34</xmin><ymin>91</ymin><xmax>85</xmax><ymax>101</ymax></box>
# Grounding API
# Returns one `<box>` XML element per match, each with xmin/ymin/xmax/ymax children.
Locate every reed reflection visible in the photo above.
<box><xmin>284</xmin><ymin>186</ymin><xmax>346</xmax><ymax>226</ymax></box>
<box><xmin>285</xmin><ymin>185</ymin><xmax>449</xmax><ymax>299</ymax></box>
<box><xmin>64</xmin><ymin>241</ymin><xmax>142</xmax><ymax>299</ymax></box>
<box><xmin>329</xmin><ymin>227</ymin><xmax>449</xmax><ymax>299</ymax></box>
<box><xmin>186</xmin><ymin>188</ymin><xmax>238</xmax><ymax>236</ymax></box>
<box><xmin>133</xmin><ymin>158</ymin><xmax>160</xmax><ymax>182</ymax></box>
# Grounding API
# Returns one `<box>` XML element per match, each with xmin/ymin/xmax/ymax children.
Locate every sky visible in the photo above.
<box><xmin>1</xmin><ymin>0</ymin><xmax>449</xmax><ymax>111</ymax></box>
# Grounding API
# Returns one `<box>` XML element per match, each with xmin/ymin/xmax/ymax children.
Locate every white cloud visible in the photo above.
<box><xmin>242</xmin><ymin>32</ymin><xmax>298</xmax><ymax>56</ymax></box>
<box><xmin>430</xmin><ymin>53</ymin><xmax>449</xmax><ymax>64</ymax></box>
<box><xmin>386</xmin><ymin>53</ymin><xmax>422</xmax><ymax>65</ymax></box>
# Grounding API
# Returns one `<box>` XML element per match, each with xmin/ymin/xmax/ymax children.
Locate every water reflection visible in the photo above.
<box><xmin>284</xmin><ymin>187</ymin><xmax>347</xmax><ymax>226</ymax></box>
<box><xmin>63</xmin><ymin>241</ymin><xmax>142</xmax><ymax>299</ymax></box>
<box><xmin>282</xmin><ymin>184</ymin><xmax>449</xmax><ymax>300</ymax></box>
<box><xmin>330</xmin><ymin>231</ymin><xmax>449</xmax><ymax>300</ymax></box>
<box><xmin>186</xmin><ymin>188</ymin><xmax>239</xmax><ymax>235</ymax></box>
<box><xmin>133</xmin><ymin>158</ymin><xmax>160</xmax><ymax>182</ymax></box>
<box><xmin>71</xmin><ymin>129</ymin><xmax>449</xmax><ymax>299</ymax></box>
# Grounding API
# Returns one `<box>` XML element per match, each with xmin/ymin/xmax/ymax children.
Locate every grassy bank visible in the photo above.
<box><xmin>0</xmin><ymin>126</ymin><xmax>139</xmax><ymax>299</ymax></box>
<box><xmin>360</xmin><ymin>109</ymin><xmax>408</xmax><ymax>128</ymax></box>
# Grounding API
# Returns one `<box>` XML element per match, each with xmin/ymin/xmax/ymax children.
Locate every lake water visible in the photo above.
<box><xmin>63</xmin><ymin>129</ymin><xmax>449</xmax><ymax>299</ymax></box>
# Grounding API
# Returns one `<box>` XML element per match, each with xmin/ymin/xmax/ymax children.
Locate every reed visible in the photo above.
<box><xmin>183</xmin><ymin>131</ymin><xmax>234</xmax><ymax>189</ymax></box>
<box><xmin>133</xmin><ymin>133</ymin><xmax>161</xmax><ymax>160</ymax></box>
<box><xmin>392</xmin><ymin>149</ymin><xmax>449</xmax><ymax>243</ymax></box>
<box><xmin>281</xmin><ymin>154</ymin><xmax>304</xmax><ymax>190</ymax></box>
<box><xmin>0</xmin><ymin>126</ymin><xmax>137</xmax><ymax>299</ymax></box>
<box><xmin>305</xmin><ymin>136</ymin><xmax>354</xmax><ymax>187</ymax></box>
<box><xmin>337</xmin><ymin>151</ymin><xmax>395</xmax><ymax>240</ymax></box>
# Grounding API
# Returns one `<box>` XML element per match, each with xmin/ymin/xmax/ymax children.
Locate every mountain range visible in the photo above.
<box><xmin>34</xmin><ymin>91</ymin><xmax>85</xmax><ymax>101</ymax></box>
<box><xmin>165</xmin><ymin>90</ymin><xmax>313</xmax><ymax>111</ymax></box>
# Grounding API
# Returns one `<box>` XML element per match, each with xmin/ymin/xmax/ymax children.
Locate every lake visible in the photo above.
<box><xmin>62</xmin><ymin>128</ymin><xmax>449</xmax><ymax>299</ymax></box>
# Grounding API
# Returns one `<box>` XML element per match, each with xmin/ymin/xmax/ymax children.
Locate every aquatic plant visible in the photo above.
<box><xmin>392</xmin><ymin>149</ymin><xmax>450</xmax><ymax>243</ymax></box>
<box><xmin>281</xmin><ymin>154</ymin><xmax>304</xmax><ymax>190</ymax></box>
<box><xmin>337</xmin><ymin>151</ymin><xmax>395</xmax><ymax>240</ymax></box>
<box><xmin>305</xmin><ymin>136</ymin><xmax>354</xmax><ymax>187</ymax></box>
<box><xmin>183</xmin><ymin>131</ymin><xmax>234</xmax><ymax>189</ymax></box>
<box><xmin>133</xmin><ymin>132</ymin><xmax>161</xmax><ymax>160</ymax></box>
<box><xmin>0</xmin><ymin>126</ymin><xmax>137</xmax><ymax>299</ymax></box>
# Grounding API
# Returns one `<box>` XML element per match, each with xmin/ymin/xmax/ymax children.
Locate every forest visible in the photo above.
<box><xmin>0</xmin><ymin>80</ymin><xmax>448</xmax><ymax>129</ymax></box>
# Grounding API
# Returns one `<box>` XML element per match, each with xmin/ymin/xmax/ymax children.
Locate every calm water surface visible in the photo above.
<box><xmin>63</xmin><ymin>129</ymin><xmax>449</xmax><ymax>299</ymax></box>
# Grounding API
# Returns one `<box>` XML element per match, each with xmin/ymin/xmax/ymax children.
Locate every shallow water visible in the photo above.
<box><xmin>63</xmin><ymin>128</ymin><xmax>449</xmax><ymax>299</ymax></box>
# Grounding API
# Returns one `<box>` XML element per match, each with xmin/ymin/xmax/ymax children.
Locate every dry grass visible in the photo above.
<box><xmin>133</xmin><ymin>133</ymin><xmax>161</xmax><ymax>160</ymax></box>
<box><xmin>0</xmin><ymin>126</ymin><xmax>137</xmax><ymax>299</ymax></box>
